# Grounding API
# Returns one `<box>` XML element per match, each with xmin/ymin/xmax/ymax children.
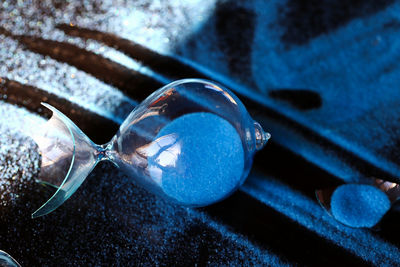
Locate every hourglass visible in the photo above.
<box><xmin>30</xmin><ymin>79</ymin><xmax>270</xmax><ymax>218</ymax></box>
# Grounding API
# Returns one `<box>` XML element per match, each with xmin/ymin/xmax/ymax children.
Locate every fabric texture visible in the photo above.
<box><xmin>0</xmin><ymin>0</ymin><xmax>400</xmax><ymax>266</ymax></box>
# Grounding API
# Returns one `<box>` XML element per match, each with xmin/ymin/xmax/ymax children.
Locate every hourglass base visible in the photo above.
<box><xmin>31</xmin><ymin>103</ymin><xmax>102</xmax><ymax>218</ymax></box>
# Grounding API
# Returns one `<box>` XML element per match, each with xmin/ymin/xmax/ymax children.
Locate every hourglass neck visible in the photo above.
<box><xmin>94</xmin><ymin>139</ymin><xmax>119</xmax><ymax>167</ymax></box>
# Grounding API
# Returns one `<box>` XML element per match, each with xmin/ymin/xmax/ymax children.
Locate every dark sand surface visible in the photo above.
<box><xmin>1</xmin><ymin>0</ymin><xmax>400</xmax><ymax>266</ymax></box>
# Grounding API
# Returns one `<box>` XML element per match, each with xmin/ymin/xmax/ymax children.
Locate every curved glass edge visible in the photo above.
<box><xmin>0</xmin><ymin>250</ymin><xmax>21</xmax><ymax>267</ymax></box>
<box><xmin>32</xmin><ymin>103</ymin><xmax>98</xmax><ymax>218</ymax></box>
<box><xmin>115</xmin><ymin>78</ymin><xmax>269</xmax><ymax>207</ymax></box>
<box><xmin>31</xmin><ymin>103</ymin><xmax>76</xmax><ymax>218</ymax></box>
<box><xmin>315</xmin><ymin>178</ymin><xmax>398</xmax><ymax>229</ymax></box>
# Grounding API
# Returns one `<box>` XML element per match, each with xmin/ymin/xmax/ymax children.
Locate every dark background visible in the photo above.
<box><xmin>1</xmin><ymin>0</ymin><xmax>400</xmax><ymax>265</ymax></box>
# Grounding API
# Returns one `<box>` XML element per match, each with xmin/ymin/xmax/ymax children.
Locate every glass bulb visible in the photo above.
<box><xmin>30</xmin><ymin>79</ymin><xmax>270</xmax><ymax>218</ymax></box>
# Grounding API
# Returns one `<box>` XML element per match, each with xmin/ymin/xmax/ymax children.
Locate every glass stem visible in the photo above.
<box><xmin>254</xmin><ymin>121</ymin><xmax>270</xmax><ymax>151</ymax></box>
<box><xmin>95</xmin><ymin>139</ymin><xmax>119</xmax><ymax>168</ymax></box>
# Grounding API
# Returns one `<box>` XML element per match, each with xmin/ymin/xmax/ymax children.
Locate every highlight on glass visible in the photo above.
<box><xmin>29</xmin><ymin>79</ymin><xmax>270</xmax><ymax>218</ymax></box>
<box><xmin>0</xmin><ymin>250</ymin><xmax>21</xmax><ymax>267</ymax></box>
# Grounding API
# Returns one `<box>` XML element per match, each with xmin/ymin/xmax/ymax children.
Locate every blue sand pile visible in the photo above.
<box><xmin>148</xmin><ymin>112</ymin><xmax>244</xmax><ymax>206</ymax></box>
<box><xmin>330</xmin><ymin>184</ymin><xmax>391</xmax><ymax>228</ymax></box>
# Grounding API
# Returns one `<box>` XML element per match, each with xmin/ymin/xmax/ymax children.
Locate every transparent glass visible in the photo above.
<box><xmin>316</xmin><ymin>178</ymin><xmax>400</xmax><ymax>228</ymax></box>
<box><xmin>0</xmin><ymin>250</ymin><xmax>21</xmax><ymax>267</ymax></box>
<box><xmin>30</xmin><ymin>79</ymin><xmax>270</xmax><ymax>218</ymax></box>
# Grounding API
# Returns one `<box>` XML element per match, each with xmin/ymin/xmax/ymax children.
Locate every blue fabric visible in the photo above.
<box><xmin>176</xmin><ymin>0</ymin><xmax>400</xmax><ymax>184</ymax></box>
<box><xmin>174</xmin><ymin>0</ymin><xmax>400</xmax><ymax>264</ymax></box>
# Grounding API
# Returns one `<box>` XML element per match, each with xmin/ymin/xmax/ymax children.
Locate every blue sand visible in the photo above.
<box><xmin>147</xmin><ymin>112</ymin><xmax>244</xmax><ymax>206</ymax></box>
<box><xmin>330</xmin><ymin>184</ymin><xmax>391</xmax><ymax>228</ymax></box>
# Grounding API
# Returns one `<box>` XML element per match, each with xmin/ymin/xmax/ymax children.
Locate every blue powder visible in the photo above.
<box><xmin>330</xmin><ymin>184</ymin><xmax>391</xmax><ymax>228</ymax></box>
<box><xmin>147</xmin><ymin>112</ymin><xmax>244</xmax><ymax>206</ymax></box>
